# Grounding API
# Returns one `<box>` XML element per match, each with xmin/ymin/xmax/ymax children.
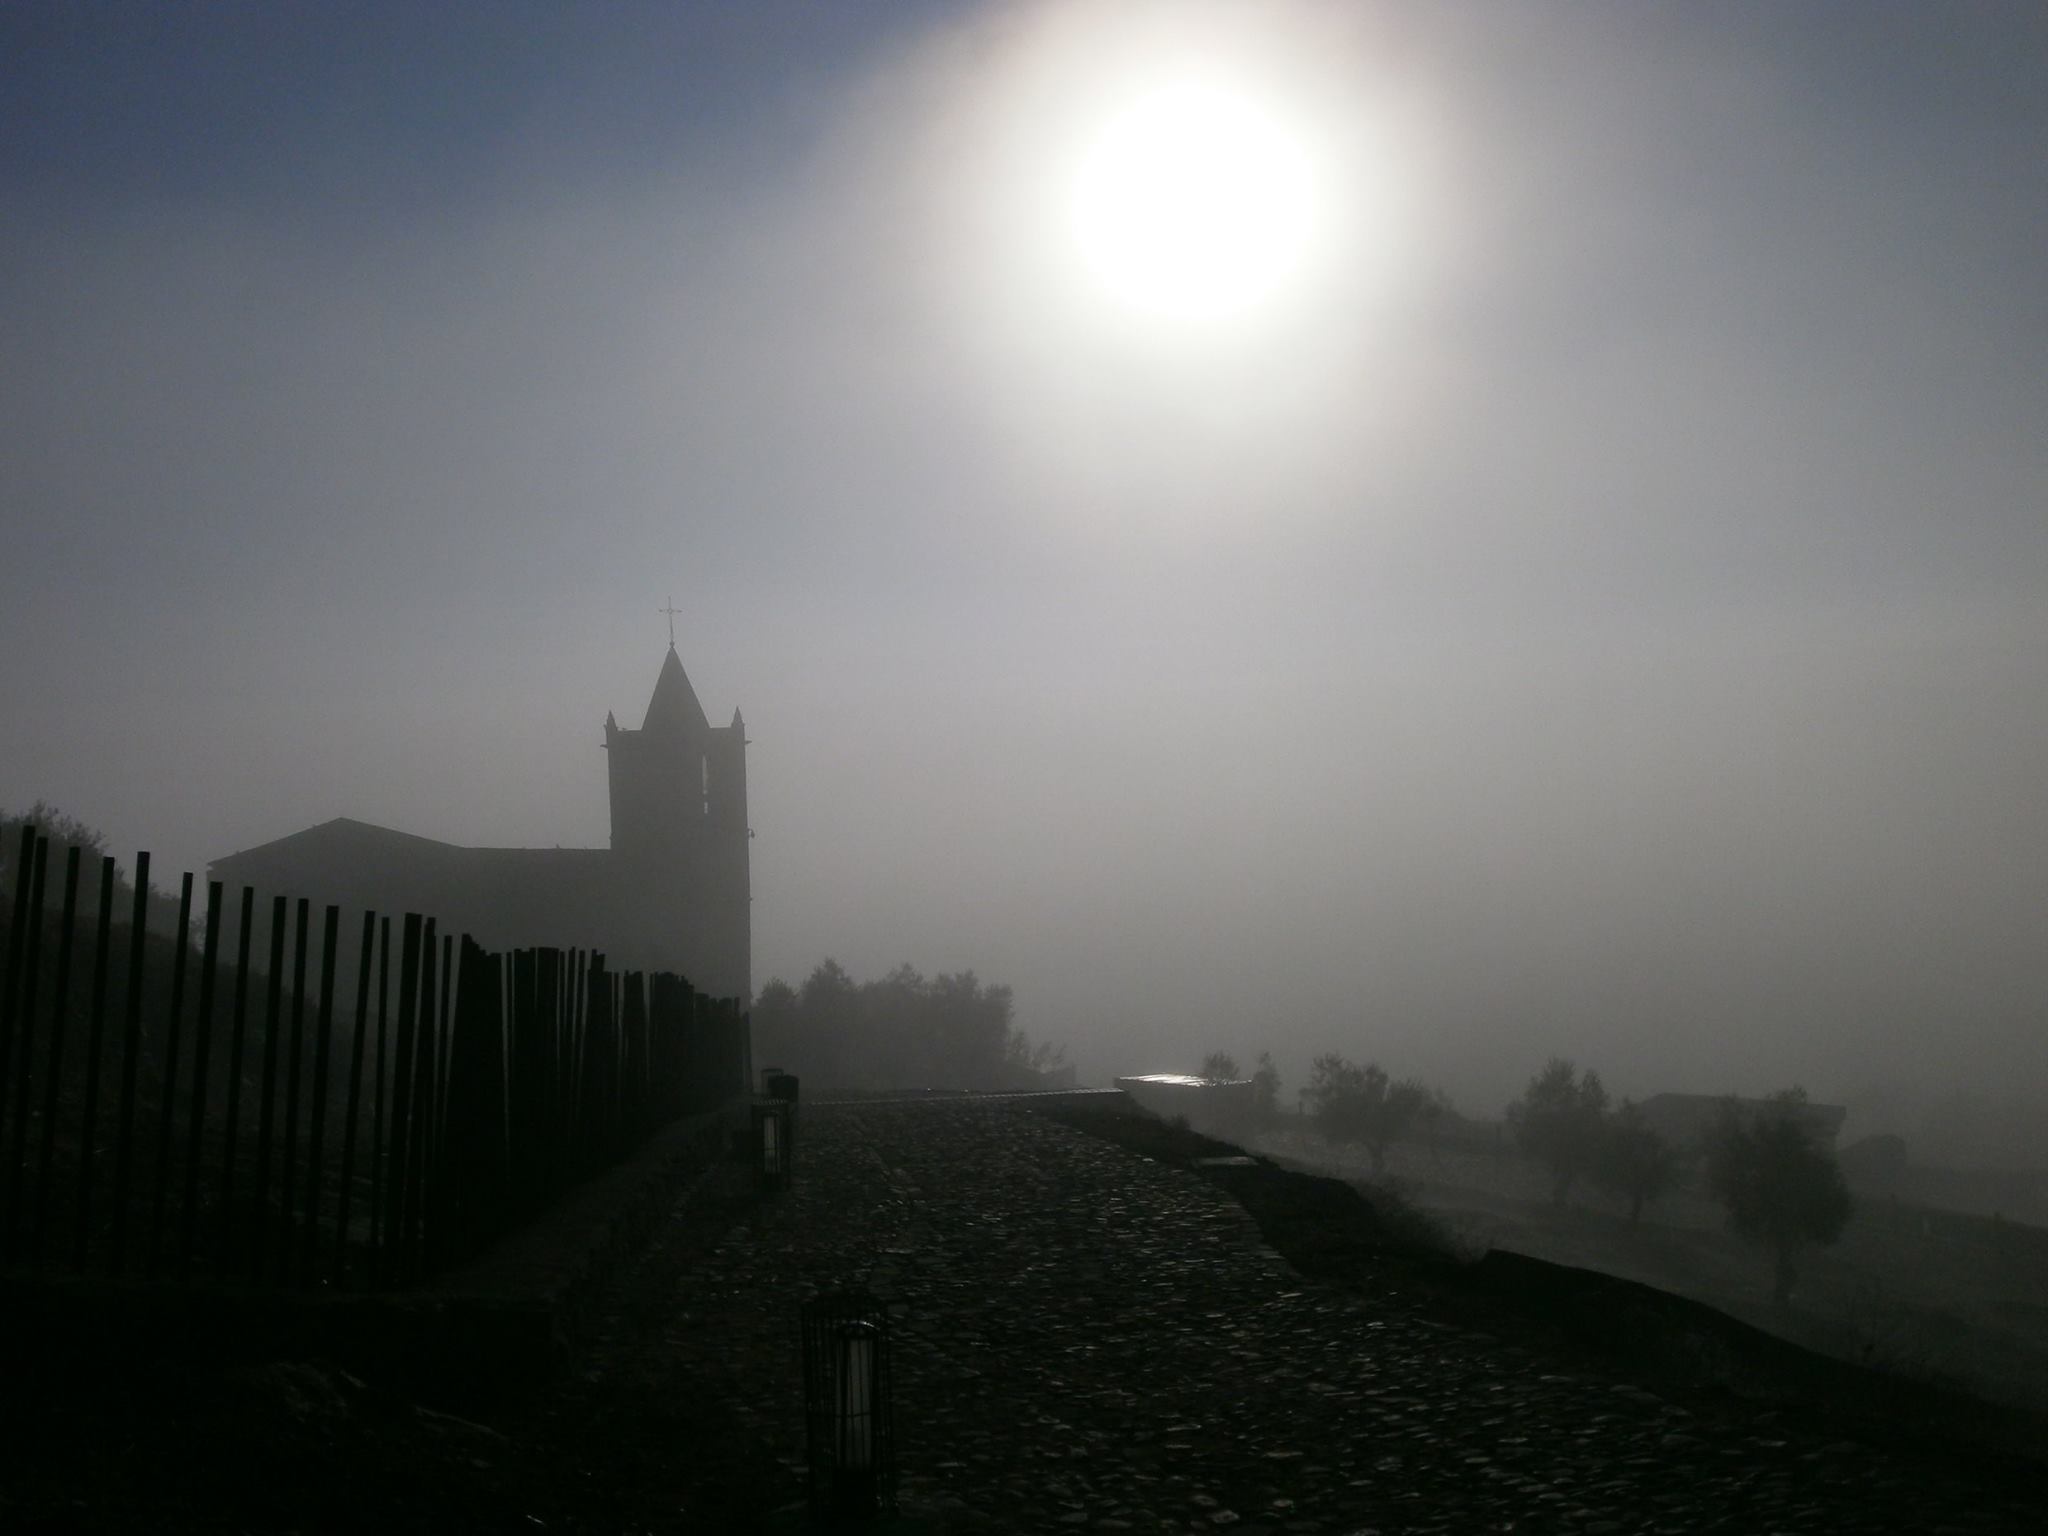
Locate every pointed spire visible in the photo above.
<box><xmin>642</xmin><ymin>644</ymin><xmax>710</xmax><ymax>736</ymax></box>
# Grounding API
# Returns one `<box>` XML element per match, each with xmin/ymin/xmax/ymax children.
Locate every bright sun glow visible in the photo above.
<box><xmin>1069</xmin><ymin>78</ymin><xmax>1319</xmax><ymax>327</ymax></box>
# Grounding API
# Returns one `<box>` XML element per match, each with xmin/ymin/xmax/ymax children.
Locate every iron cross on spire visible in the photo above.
<box><xmin>659</xmin><ymin>596</ymin><xmax>681</xmax><ymax>648</ymax></box>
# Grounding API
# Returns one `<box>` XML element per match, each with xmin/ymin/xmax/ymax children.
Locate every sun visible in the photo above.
<box><xmin>1068</xmin><ymin>77</ymin><xmax>1320</xmax><ymax>328</ymax></box>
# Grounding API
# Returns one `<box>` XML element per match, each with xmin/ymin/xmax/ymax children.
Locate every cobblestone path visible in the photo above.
<box><xmin>609</xmin><ymin>1102</ymin><xmax>2039</xmax><ymax>1534</ymax></box>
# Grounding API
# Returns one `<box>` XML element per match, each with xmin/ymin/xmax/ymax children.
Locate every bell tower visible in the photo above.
<box><xmin>605</xmin><ymin>643</ymin><xmax>711</xmax><ymax>856</ymax></box>
<box><xmin>601</xmin><ymin>640</ymin><xmax>751</xmax><ymax>999</ymax></box>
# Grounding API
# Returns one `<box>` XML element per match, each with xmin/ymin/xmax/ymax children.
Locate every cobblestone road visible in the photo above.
<box><xmin>598</xmin><ymin>1101</ymin><xmax>2040</xmax><ymax>1534</ymax></box>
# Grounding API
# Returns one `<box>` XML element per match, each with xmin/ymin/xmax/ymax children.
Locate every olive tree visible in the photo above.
<box><xmin>1509</xmin><ymin>1057</ymin><xmax>1609</xmax><ymax>1205</ymax></box>
<box><xmin>1706</xmin><ymin>1089</ymin><xmax>1853</xmax><ymax>1303</ymax></box>
<box><xmin>1592</xmin><ymin>1099</ymin><xmax>1679</xmax><ymax>1226</ymax></box>
<box><xmin>1303</xmin><ymin>1054</ymin><xmax>1429</xmax><ymax>1173</ymax></box>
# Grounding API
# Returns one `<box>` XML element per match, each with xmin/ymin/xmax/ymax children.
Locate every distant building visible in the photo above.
<box><xmin>210</xmin><ymin>644</ymin><xmax>750</xmax><ymax>999</ymax></box>
<box><xmin>1637</xmin><ymin>1092</ymin><xmax>1847</xmax><ymax>1153</ymax></box>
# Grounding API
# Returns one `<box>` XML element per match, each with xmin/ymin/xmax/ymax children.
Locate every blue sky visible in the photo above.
<box><xmin>2</xmin><ymin>3</ymin><xmax>945</xmax><ymax>199</ymax></box>
<box><xmin>5</xmin><ymin>1</ymin><xmax>2046</xmax><ymax>1140</ymax></box>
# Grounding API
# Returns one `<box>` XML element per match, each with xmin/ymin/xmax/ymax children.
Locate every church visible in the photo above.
<box><xmin>210</xmin><ymin>643</ymin><xmax>751</xmax><ymax>1001</ymax></box>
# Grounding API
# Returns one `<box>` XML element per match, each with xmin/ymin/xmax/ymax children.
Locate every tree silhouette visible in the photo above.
<box><xmin>1</xmin><ymin>802</ymin><xmax>182</xmax><ymax>937</ymax></box>
<box><xmin>1592</xmin><ymin>1099</ymin><xmax>1679</xmax><ymax>1226</ymax></box>
<box><xmin>1511</xmin><ymin>1057</ymin><xmax>1610</xmax><ymax>1205</ymax></box>
<box><xmin>1003</xmin><ymin>1028</ymin><xmax>1066</xmax><ymax>1078</ymax></box>
<box><xmin>1706</xmin><ymin>1089</ymin><xmax>1853</xmax><ymax>1303</ymax></box>
<box><xmin>1303</xmin><ymin>1054</ymin><xmax>1428</xmax><ymax>1173</ymax></box>
<box><xmin>1412</xmin><ymin>1084</ymin><xmax>1459</xmax><ymax>1164</ymax></box>
<box><xmin>1200</xmin><ymin>1050</ymin><xmax>1241</xmax><ymax>1081</ymax></box>
<box><xmin>749</xmin><ymin>959</ymin><xmax>1043</xmax><ymax>1091</ymax></box>
<box><xmin>750</xmin><ymin>977</ymin><xmax>799</xmax><ymax>1069</ymax></box>
<box><xmin>1250</xmin><ymin>1052</ymin><xmax>1281</xmax><ymax>1124</ymax></box>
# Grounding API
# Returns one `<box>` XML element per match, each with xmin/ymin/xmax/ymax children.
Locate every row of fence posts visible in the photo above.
<box><xmin>0</xmin><ymin>825</ymin><xmax>748</xmax><ymax>1290</ymax></box>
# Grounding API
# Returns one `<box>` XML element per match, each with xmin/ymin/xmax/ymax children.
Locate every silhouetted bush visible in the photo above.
<box><xmin>750</xmin><ymin>959</ymin><xmax>1060</xmax><ymax>1091</ymax></box>
<box><xmin>2</xmin><ymin>803</ymin><xmax>185</xmax><ymax>939</ymax></box>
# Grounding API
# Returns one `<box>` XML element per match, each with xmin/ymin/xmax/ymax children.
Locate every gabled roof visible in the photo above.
<box><xmin>210</xmin><ymin>816</ymin><xmax>621</xmax><ymax>874</ymax></box>
<box><xmin>642</xmin><ymin>644</ymin><xmax>710</xmax><ymax>737</ymax></box>
<box><xmin>211</xmin><ymin>815</ymin><xmax>457</xmax><ymax>868</ymax></box>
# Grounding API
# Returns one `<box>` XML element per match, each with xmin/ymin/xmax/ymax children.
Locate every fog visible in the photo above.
<box><xmin>4</xmin><ymin>2</ymin><xmax>2045</xmax><ymax>1147</ymax></box>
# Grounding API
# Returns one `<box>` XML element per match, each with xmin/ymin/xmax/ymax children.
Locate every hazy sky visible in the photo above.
<box><xmin>5</xmin><ymin>1</ymin><xmax>2045</xmax><ymax>1124</ymax></box>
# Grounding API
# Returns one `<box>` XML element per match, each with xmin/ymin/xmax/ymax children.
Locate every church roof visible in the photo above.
<box><xmin>211</xmin><ymin>816</ymin><xmax>614</xmax><ymax>874</ymax></box>
<box><xmin>211</xmin><ymin>816</ymin><xmax>459</xmax><ymax>868</ymax></box>
<box><xmin>643</xmin><ymin>644</ymin><xmax>711</xmax><ymax>736</ymax></box>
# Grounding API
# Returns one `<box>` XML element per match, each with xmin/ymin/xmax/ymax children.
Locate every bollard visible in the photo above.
<box><xmin>801</xmin><ymin>1291</ymin><xmax>895</xmax><ymax>1523</ymax></box>
<box><xmin>766</xmin><ymin>1069</ymin><xmax>800</xmax><ymax>1158</ymax></box>
<box><xmin>752</xmin><ymin>1098</ymin><xmax>793</xmax><ymax>1191</ymax></box>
